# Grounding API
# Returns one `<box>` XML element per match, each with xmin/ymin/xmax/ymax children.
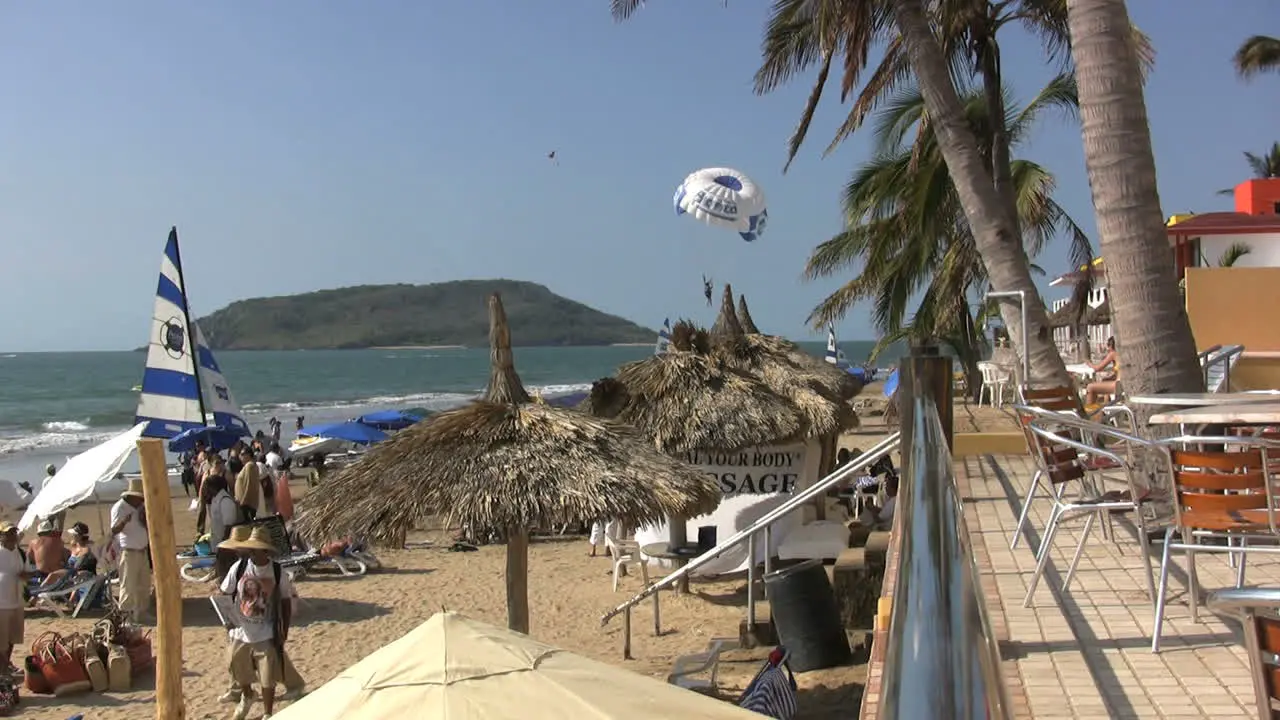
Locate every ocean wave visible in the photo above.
<box><xmin>42</xmin><ymin>420</ymin><xmax>92</xmax><ymax>432</ymax></box>
<box><xmin>0</xmin><ymin>431</ymin><xmax>120</xmax><ymax>456</ymax></box>
<box><xmin>0</xmin><ymin>383</ymin><xmax>595</xmax><ymax>457</ymax></box>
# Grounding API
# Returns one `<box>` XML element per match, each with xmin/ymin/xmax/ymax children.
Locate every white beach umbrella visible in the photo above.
<box><xmin>0</xmin><ymin>481</ymin><xmax>30</xmax><ymax>512</ymax></box>
<box><xmin>19</xmin><ymin>423</ymin><xmax>147</xmax><ymax>532</ymax></box>
<box><xmin>274</xmin><ymin>612</ymin><xmax>765</xmax><ymax>719</ymax></box>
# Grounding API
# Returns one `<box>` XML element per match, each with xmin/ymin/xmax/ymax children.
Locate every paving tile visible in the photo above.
<box><xmin>955</xmin><ymin>456</ymin><xmax>1264</xmax><ymax>719</ymax></box>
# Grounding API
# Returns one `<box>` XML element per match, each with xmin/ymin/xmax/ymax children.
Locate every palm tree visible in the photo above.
<box><xmin>1246</xmin><ymin>142</ymin><xmax>1280</xmax><ymax>178</ymax></box>
<box><xmin>1065</xmin><ymin>0</ymin><xmax>1203</xmax><ymax>401</ymax></box>
<box><xmin>1235</xmin><ymin>35</ymin><xmax>1280</xmax><ymax>79</ymax></box>
<box><xmin>611</xmin><ymin>0</ymin><xmax>1105</xmax><ymax>385</ymax></box>
<box><xmin>804</xmin><ymin>75</ymin><xmax>1093</xmax><ymax>395</ymax></box>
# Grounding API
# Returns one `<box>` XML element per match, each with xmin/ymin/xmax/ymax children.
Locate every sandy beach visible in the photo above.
<box><xmin>9</xmin><ymin>397</ymin><xmax>1020</xmax><ymax>720</ymax></box>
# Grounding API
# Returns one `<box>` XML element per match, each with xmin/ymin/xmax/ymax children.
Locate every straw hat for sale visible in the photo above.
<box><xmin>236</xmin><ymin>526</ymin><xmax>277</xmax><ymax>554</ymax></box>
<box><xmin>121</xmin><ymin>478</ymin><xmax>145</xmax><ymax>499</ymax></box>
<box><xmin>222</xmin><ymin>525</ymin><xmax>254</xmax><ymax>550</ymax></box>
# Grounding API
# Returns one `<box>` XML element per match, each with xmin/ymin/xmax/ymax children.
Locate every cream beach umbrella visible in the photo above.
<box><xmin>296</xmin><ymin>294</ymin><xmax>721</xmax><ymax>633</ymax></box>
<box><xmin>272</xmin><ymin>612</ymin><xmax>766</xmax><ymax>720</ymax></box>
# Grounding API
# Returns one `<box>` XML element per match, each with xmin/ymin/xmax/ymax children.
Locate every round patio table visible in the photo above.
<box><xmin>641</xmin><ymin>542</ymin><xmax>702</xmax><ymax>594</ymax></box>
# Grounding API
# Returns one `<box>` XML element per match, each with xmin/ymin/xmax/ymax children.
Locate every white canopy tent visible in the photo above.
<box><xmin>19</xmin><ymin>422</ymin><xmax>147</xmax><ymax>532</ymax></box>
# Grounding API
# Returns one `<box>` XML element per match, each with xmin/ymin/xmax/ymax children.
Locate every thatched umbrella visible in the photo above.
<box><xmin>1047</xmin><ymin>298</ymin><xmax>1083</xmax><ymax>328</ymax></box>
<box><xmin>582</xmin><ymin>322</ymin><xmax>808</xmax><ymax>454</ymax></box>
<box><xmin>736</xmin><ymin>294</ymin><xmax>760</xmax><ymax>334</ymax></box>
<box><xmin>1085</xmin><ymin>298</ymin><xmax>1111</xmax><ymax>326</ymax></box>
<box><xmin>296</xmin><ymin>294</ymin><xmax>722</xmax><ymax>634</ymax></box>
<box><xmin>710</xmin><ymin>285</ymin><xmax>861</xmax><ymax>438</ymax></box>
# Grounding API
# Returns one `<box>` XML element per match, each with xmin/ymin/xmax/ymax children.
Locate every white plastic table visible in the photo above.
<box><xmin>1126</xmin><ymin>391</ymin><xmax>1280</xmax><ymax>408</ymax></box>
<box><xmin>1065</xmin><ymin>363</ymin><xmax>1095</xmax><ymax>378</ymax></box>
<box><xmin>1149</xmin><ymin>401</ymin><xmax>1280</xmax><ymax>426</ymax></box>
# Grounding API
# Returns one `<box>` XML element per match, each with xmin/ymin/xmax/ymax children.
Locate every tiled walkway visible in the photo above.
<box><xmin>959</xmin><ymin>454</ymin><xmax>1262</xmax><ymax>719</ymax></box>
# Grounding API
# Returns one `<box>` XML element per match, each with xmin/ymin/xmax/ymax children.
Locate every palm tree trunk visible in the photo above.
<box><xmin>976</xmin><ymin>39</ymin><xmax>1022</xmax><ymax>237</ymax></box>
<box><xmin>891</xmin><ymin>0</ymin><xmax>1070</xmax><ymax>388</ymax></box>
<box><xmin>1066</xmin><ymin>0</ymin><xmax>1202</xmax><ymax>405</ymax></box>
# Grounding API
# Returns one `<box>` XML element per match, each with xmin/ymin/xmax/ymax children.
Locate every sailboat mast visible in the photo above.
<box><xmin>169</xmin><ymin>226</ymin><xmax>209</xmax><ymax>427</ymax></box>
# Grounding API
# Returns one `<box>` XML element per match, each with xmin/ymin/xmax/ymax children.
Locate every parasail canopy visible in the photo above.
<box><xmin>673</xmin><ymin>167</ymin><xmax>768</xmax><ymax>242</ymax></box>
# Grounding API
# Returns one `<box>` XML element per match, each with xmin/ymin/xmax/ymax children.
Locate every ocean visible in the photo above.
<box><xmin>0</xmin><ymin>341</ymin><xmax>894</xmax><ymax>483</ymax></box>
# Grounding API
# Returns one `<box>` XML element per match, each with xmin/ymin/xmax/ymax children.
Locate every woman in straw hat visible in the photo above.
<box><xmin>219</xmin><ymin>526</ymin><xmax>300</xmax><ymax>719</ymax></box>
<box><xmin>109</xmin><ymin>478</ymin><xmax>150</xmax><ymax>621</ymax></box>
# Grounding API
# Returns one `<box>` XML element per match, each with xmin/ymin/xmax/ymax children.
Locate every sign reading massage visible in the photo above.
<box><xmin>683</xmin><ymin>445</ymin><xmax>807</xmax><ymax>495</ymax></box>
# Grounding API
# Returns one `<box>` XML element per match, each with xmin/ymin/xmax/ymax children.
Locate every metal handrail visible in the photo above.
<box><xmin>879</xmin><ymin>376</ymin><xmax>1011</xmax><ymax>719</ymax></box>
<box><xmin>601</xmin><ymin>432</ymin><xmax>902</xmax><ymax>627</ymax></box>
<box><xmin>1202</xmin><ymin>344</ymin><xmax>1243</xmax><ymax>391</ymax></box>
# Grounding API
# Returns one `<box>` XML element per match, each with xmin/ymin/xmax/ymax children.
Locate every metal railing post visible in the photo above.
<box><xmin>746</xmin><ymin>532</ymin><xmax>757</xmax><ymax>633</ymax></box>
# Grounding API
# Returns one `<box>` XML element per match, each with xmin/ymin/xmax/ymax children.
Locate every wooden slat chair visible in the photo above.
<box><xmin>1019</xmin><ymin>413</ymin><xmax>1158</xmax><ymax>611</ymax></box>
<box><xmin>1206</xmin><ymin>588</ymin><xmax>1280</xmax><ymax>719</ymax></box>
<box><xmin>1152</xmin><ymin>437</ymin><xmax>1280</xmax><ymax>652</ymax></box>
<box><xmin>1011</xmin><ymin>386</ymin><xmax>1128</xmax><ymax>550</ymax></box>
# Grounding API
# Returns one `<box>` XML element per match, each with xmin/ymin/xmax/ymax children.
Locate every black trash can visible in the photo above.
<box><xmin>763</xmin><ymin>558</ymin><xmax>851</xmax><ymax>672</ymax></box>
<box><xmin>697</xmin><ymin>525</ymin><xmax>717</xmax><ymax>554</ymax></box>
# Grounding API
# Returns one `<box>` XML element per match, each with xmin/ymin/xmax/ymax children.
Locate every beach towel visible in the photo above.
<box><xmin>737</xmin><ymin>648</ymin><xmax>797</xmax><ymax>720</ymax></box>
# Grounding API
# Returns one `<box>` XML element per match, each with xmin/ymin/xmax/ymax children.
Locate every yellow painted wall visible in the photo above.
<box><xmin>1185</xmin><ymin>268</ymin><xmax>1280</xmax><ymax>353</ymax></box>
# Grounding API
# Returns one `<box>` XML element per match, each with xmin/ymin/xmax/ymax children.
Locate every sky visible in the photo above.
<box><xmin>0</xmin><ymin>1</ymin><xmax>1275</xmax><ymax>352</ymax></box>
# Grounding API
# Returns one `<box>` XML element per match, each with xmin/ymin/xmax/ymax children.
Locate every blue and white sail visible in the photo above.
<box><xmin>825</xmin><ymin>322</ymin><xmax>840</xmax><ymax>365</ymax></box>
<box><xmin>655</xmin><ymin>318</ymin><xmax>672</xmax><ymax>355</ymax></box>
<box><xmin>135</xmin><ymin>228</ymin><xmax>251</xmax><ymax>441</ymax></box>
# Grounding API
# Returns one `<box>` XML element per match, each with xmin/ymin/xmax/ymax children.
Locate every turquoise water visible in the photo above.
<box><xmin>0</xmin><ymin>341</ymin><xmax>892</xmax><ymax>475</ymax></box>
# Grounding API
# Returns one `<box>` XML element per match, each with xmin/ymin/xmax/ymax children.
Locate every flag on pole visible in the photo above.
<box><xmin>655</xmin><ymin>318</ymin><xmax>672</xmax><ymax>355</ymax></box>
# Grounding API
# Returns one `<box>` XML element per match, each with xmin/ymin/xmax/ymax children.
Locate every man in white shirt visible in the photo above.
<box><xmin>110</xmin><ymin>479</ymin><xmax>151</xmax><ymax>621</ymax></box>
<box><xmin>40</xmin><ymin>464</ymin><xmax>66</xmax><ymax>531</ymax></box>
<box><xmin>206</xmin><ymin>476</ymin><xmax>240</xmax><ymax>579</ymax></box>
<box><xmin>0</xmin><ymin>522</ymin><xmax>30</xmax><ymax>671</ymax></box>
<box><xmin>265</xmin><ymin>445</ymin><xmax>284</xmax><ymax>474</ymax></box>
<box><xmin>219</xmin><ymin>526</ymin><xmax>299</xmax><ymax>720</ymax></box>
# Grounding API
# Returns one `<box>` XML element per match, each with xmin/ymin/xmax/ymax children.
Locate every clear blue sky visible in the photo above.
<box><xmin>0</xmin><ymin>1</ymin><xmax>1274</xmax><ymax>352</ymax></box>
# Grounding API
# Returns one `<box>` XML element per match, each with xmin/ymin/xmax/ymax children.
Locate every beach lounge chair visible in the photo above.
<box><xmin>30</xmin><ymin>572</ymin><xmax>109</xmax><ymax>618</ymax></box>
<box><xmin>736</xmin><ymin>647</ymin><xmax>797</xmax><ymax>719</ymax></box>
<box><xmin>666</xmin><ymin>637</ymin><xmax>739</xmax><ymax>692</ymax></box>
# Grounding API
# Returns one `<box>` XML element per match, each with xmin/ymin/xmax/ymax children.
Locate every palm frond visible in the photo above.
<box><xmin>1218</xmin><ymin>242</ymin><xmax>1252</xmax><ymax>268</ymax></box>
<box><xmin>1234</xmin><ymin>35</ymin><xmax>1280</xmax><ymax>80</ymax></box>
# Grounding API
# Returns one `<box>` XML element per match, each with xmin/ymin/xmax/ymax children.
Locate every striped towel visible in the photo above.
<box><xmin>738</xmin><ymin>649</ymin><xmax>797</xmax><ymax>719</ymax></box>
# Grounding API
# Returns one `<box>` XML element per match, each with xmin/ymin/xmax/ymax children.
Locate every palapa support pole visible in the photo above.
<box><xmin>137</xmin><ymin>438</ymin><xmax>184</xmax><ymax>720</ymax></box>
<box><xmin>487</xmin><ymin>294</ymin><xmax>534</xmax><ymax>634</ymax></box>
<box><xmin>506</xmin><ymin>527</ymin><xmax>530</xmax><ymax>634</ymax></box>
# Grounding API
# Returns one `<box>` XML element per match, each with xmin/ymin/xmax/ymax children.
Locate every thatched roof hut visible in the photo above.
<box><xmin>710</xmin><ymin>285</ymin><xmax>861</xmax><ymax>437</ymax></box>
<box><xmin>1085</xmin><ymin>299</ymin><xmax>1110</xmax><ymax>326</ymax></box>
<box><xmin>737</xmin><ymin>294</ymin><xmax>760</xmax><ymax>334</ymax></box>
<box><xmin>1047</xmin><ymin>298</ymin><xmax>1084</xmax><ymax>328</ymax></box>
<box><xmin>582</xmin><ymin>321</ymin><xmax>808</xmax><ymax>453</ymax></box>
<box><xmin>297</xmin><ymin>293</ymin><xmax>721</xmax><ymax>633</ymax></box>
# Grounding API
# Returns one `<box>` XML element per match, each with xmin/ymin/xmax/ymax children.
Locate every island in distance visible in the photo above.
<box><xmin>194</xmin><ymin>279</ymin><xmax>657</xmax><ymax>350</ymax></box>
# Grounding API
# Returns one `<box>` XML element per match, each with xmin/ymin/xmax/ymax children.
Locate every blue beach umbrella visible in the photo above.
<box><xmin>883</xmin><ymin>369</ymin><xmax>900</xmax><ymax>399</ymax></box>
<box><xmin>354</xmin><ymin>410</ymin><xmax>424</xmax><ymax>431</ymax></box>
<box><xmin>298</xmin><ymin>421</ymin><xmax>389</xmax><ymax>446</ymax></box>
<box><xmin>167</xmin><ymin>425</ymin><xmax>248</xmax><ymax>453</ymax></box>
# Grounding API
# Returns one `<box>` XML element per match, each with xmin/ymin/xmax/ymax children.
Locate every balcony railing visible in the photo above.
<box><xmin>876</xmin><ymin>360</ymin><xmax>1012</xmax><ymax>719</ymax></box>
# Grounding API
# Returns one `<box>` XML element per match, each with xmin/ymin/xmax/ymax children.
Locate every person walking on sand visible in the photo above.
<box><xmin>217</xmin><ymin>526</ymin><xmax>305</xmax><ymax>710</ymax></box>
<box><xmin>110</xmin><ymin>480</ymin><xmax>151</xmax><ymax>622</ymax></box>
<box><xmin>234</xmin><ymin>450</ymin><xmax>262</xmax><ymax>523</ymax></box>
<box><xmin>0</xmin><ymin>523</ymin><xmax>30</xmax><ymax>674</ymax></box>
<box><xmin>220</xmin><ymin>527</ymin><xmax>301</xmax><ymax>719</ymax></box>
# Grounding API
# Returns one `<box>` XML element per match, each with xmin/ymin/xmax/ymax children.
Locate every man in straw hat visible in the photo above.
<box><xmin>217</xmin><ymin>525</ymin><xmax>306</xmax><ymax>709</ymax></box>
<box><xmin>219</xmin><ymin>525</ymin><xmax>299</xmax><ymax>719</ymax></box>
<box><xmin>109</xmin><ymin>478</ymin><xmax>151</xmax><ymax>621</ymax></box>
<box><xmin>28</xmin><ymin>519</ymin><xmax>67</xmax><ymax>578</ymax></box>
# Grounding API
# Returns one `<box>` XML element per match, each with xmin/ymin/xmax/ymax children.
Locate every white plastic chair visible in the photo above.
<box><xmin>667</xmin><ymin>637</ymin><xmax>740</xmax><ymax>692</ymax></box>
<box><xmin>609</xmin><ymin>539</ymin><xmax>649</xmax><ymax>592</ymax></box>
<box><xmin>978</xmin><ymin>361</ymin><xmax>1010</xmax><ymax>407</ymax></box>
